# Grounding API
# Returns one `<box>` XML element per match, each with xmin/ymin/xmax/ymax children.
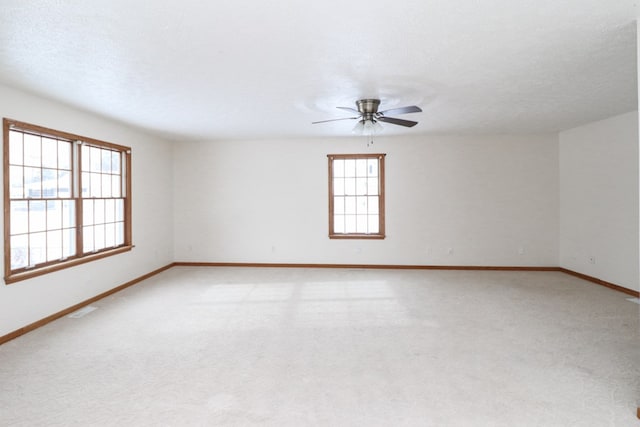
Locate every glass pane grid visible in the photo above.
<box><xmin>8</xmin><ymin>130</ymin><xmax>73</xmax><ymax>201</ymax></box>
<box><xmin>9</xmin><ymin>198</ymin><xmax>77</xmax><ymax>269</ymax></box>
<box><xmin>331</xmin><ymin>156</ymin><xmax>382</xmax><ymax>236</ymax></box>
<box><xmin>81</xmin><ymin>145</ymin><xmax>123</xmax><ymax>199</ymax></box>
<box><xmin>82</xmin><ymin>197</ymin><xmax>125</xmax><ymax>254</ymax></box>
<box><xmin>6</xmin><ymin>125</ymin><xmax>129</xmax><ymax>275</ymax></box>
<box><xmin>7</xmin><ymin>128</ymin><xmax>79</xmax><ymax>270</ymax></box>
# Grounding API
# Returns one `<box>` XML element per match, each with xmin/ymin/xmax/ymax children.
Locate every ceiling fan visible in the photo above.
<box><xmin>312</xmin><ymin>99</ymin><xmax>422</xmax><ymax>129</ymax></box>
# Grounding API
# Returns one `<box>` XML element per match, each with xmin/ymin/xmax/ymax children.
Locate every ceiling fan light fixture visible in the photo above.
<box><xmin>352</xmin><ymin>120</ymin><xmax>365</xmax><ymax>135</ymax></box>
<box><xmin>352</xmin><ymin>119</ymin><xmax>383</xmax><ymax>136</ymax></box>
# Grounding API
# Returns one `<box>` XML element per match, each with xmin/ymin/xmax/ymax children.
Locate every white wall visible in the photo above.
<box><xmin>2</xmin><ymin>82</ymin><xmax>635</xmax><ymax>339</ymax></box>
<box><xmin>559</xmin><ymin>111</ymin><xmax>639</xmax><ymax>291</ymax></box>
<box><xmin>0</xmin><ymin>84</ymin><xmax>174</xmax><ymax>337</ymax></box>
<box><xmin>174</xmin><ymin>134</ymin><xmax>558</xmax><ymax>266</ymax></box>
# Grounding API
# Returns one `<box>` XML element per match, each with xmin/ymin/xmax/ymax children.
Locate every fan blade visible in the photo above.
<box><xmin>336</xmin><ymin>106</ymin><xmax>360</xmax><ymax>114</ymax></box>
<box><xmin>377</xmin><ymin>116</ymin><xmax>418</xmax><ymax>127</ymax></box>
<box><xmin>312</xmin><ymin>116</ymin><xmax>359</xmax><ymax>124</ymax></box>
<box><xmin>378</xmin><ymin>105</ymin><xmax>422</xmax><ymax>115</ymax></box>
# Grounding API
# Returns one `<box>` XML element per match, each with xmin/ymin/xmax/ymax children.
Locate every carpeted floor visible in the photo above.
<box><xmin>0</xmin><ymin>267</ymin><xmax>638</xmax><ymax>426</ymax></box>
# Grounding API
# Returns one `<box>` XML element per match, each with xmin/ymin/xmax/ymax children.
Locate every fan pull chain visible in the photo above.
<box><xmin>365</xmin><ymin>134</ymin><xmax>374</xmax><ymax>147</ymax></box>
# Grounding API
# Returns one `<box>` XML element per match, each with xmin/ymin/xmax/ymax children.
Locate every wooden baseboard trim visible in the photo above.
<box><xmin>2</xmin><ymin>262</ymin><xmax>636</xmax><ymax>346</ymax></box>
<box><xmin>559</xmin><ymin>268</ymin><xmax>639</xmax><ymax>297</ymax></box>
<box><xmin>0</xmin><ymin>263</ymin><xmax>175</xmax><ymax>346</ymax></box>
<box><xmin>173</xmin><ymin>261</ymin><xmax>561</xmax><ymax>272</ymax></box>
<box><xmin>175</xmin><ymin>262</ymin><xmax>639</xmax><ymax>296</ymax></box>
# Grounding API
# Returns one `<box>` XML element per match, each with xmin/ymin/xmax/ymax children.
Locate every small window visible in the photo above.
<box><xmin>3</xmin><ymin>118</ymin><xmax>132</xmax><ymax>284</ymax></box>
<box><xmin>328</xmin><ymin>153</ymin><xmax>385</xmax><ymax>239</ymax></box>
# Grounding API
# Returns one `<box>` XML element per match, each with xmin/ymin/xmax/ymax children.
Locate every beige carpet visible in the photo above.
<box><xmin>0</xmin><ymin>267</ymin><xmax>638</xmax><ymax>426</ymax></box>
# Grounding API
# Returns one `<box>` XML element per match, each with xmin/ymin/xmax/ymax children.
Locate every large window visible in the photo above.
<box><xmin>3</xmin><ymin>118</ymin><xmax>132</xmax><ymax>283</ymax></box>
<box><xmin>328</xmin><ymin>153</ymin><xmax>385</xmax><ymax>239</ymax></box>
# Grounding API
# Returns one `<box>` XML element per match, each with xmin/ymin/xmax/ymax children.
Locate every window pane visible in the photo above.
<box><xmin>356</xmin><ymin>196</ymin><xmax>367</xmax><ymax>214</ymax></box>
<box><xmin>94</xmin><ymin>199</ymin><xmax>105</xmax><ymax>224</ymax></box>
<box><xmin>356</xmin><ymin>159</ymin><xmax>367</xmax><ymax>177</ymax></box>
<box><xmin>345</xmin><ymin>196</ymin><xmax>356</xmax><ymax>214</ymax></box>
<box><xmin>83</xmin><ymin>199</ymin><xmax>94</xmax><ymax>226</ymax></box>
<box><xmin>62</xmin><ymin>228</ymin><xmax>76</xmax><ymax>258</ymax></box>
<box><xmin>345</xmin><ymin>215</ymin><xmax>356</xmax><ymax>233</ymax></box>
<box><xmin>344</xmin><ymin>178</ymin><xmax>355</xmax><ymax>195</ymax></box>
<box><xmin>333</xmin><ymin>178</ymin><xmax>344</xmax><ymax>196</ymax></box>
<box><xmin>368</xmin><ymin>196</ymin><xmax>379</xmax><ymax>214</ymax></box>
<box><xmin>111</xmin><ymin>151</ymin><xmax>121</xmax><ymax>173</ymax></box>
<box><xmin>23</xmin><ymin>133</ymin><xmax>41</xmax><ymax>167</ymax></box>
<box><xmin>58</xmin><ymin>170</ymin><xmax>71</xmax><ymax>198</ymax></box>
<box><xmin>90</xmin><ymin>147</ymin><xmax>101</xmax><ymax>172</ymax></box>
<box><xmin>9</xmin><ymin>131</ymin><xmax>23</xmax><ymax>165</ymax></box>
<box><xmin>105</xmin><ymin>223</ymin><xmax>115</xmax><ymax>248</ymax></box>
<box><xmin>62</xmin><ymin>200</ymin><xmax>75</xmax><ymax>228</ymax></box>
<box><xmin>42</xmin><ymin>137</ymin><xmax>58</xmax><ymax>168</ymax></box>
<box><xmin>94</xmin><ymin>224</ymin><xmax>105</xmax><ymax>251</ymax></box>
<box><xmin>344</xmin><ymin>159</ymin><xmax>356</xmax><ymax>177</ymax></box>
<box><xmin>83</xmin><ymin>226</ymin><xmax>94</xmax><ymax>253</ymax></box>
<box><xmin>29</xmin><ymin>201</ymin><xmax>46</xmax><ymax>232</ymax></box>
<box><xmin>333</xmin><ymin>159</ymin><xmax>344</xmax><ymax>177</ymax></box>
<box><xmin>11</xmin><ymin>235</ymin><xmax>28</xmax><ymax>269</ymax></box>
<box><xmin>356</xmin><ymin>177</ymin><xmax>367</xmax><ymax>195</ymax></box>
<box><xmin>47</xmin><ymin>230</ymin><xmax>62</xmax><ymax>261</ymax></box>
<box><xmin>115</xmin><ymin>222</ymin><xmax>124</xmax><ymax>246</ymax></box>
<box><xmin>10</xmin><ymin>201</ymin><xmax>28</xmax><ymax>235</ymax></box>
<box><xmin>81</xmin><ymin>145</ymin><xmax>89</xmax><ymax>171</ymax></box>
<box><xmin>81</xmin><ymin>172</ymin><xmax>90</xmax><ymax>197</ymax></box>
<box><xmin>105</xmin><ymin>199</ymin><xmax>115</xmax><ymax>223</ymax></box>
<box><xmin>115</xmin><ymin>199</ymin><xmax>124</xmax><ymax>222</ymax></box>
<box><xmin>47</xmin><ymin>200</ymin><xmax>62</xmax><ymax>230</ymax></box>
<box><xmin>58</xmin><ymin>140</ymin><xmax>71</xmax><ymax>170</ymax></box>
<box><xmin>368</xmin><ymin>215</ymin><xmax>379</xmax><ymax>234</ymax></box>
<box><xmin>112</xmin><ymin>176</ymin><xmax>121</xmax><ymax>197</ymax></box>
<box><xmin>101</xmin><ymin>149</ymin><xmax>111</xmax><ymax>173</ymax></box>
<box><xmin>333</xmin><ymin>196</ymin><xmax>344</xmax><ymax>214</ymax></box>
<box><xmin>42</xmin><ymin>168</ymin><xmax>58</xmax><ymax>198</ymax></box>
<box><xmin>367</xmin><ymin>159</ymin><xmax>378</xmax><ymax>177</ymax></box>
<box><xmin>356</xmin><ymin>215</ymin><xmax>367</xmax><ymax>233</ymax></box>
<box><xmin>24</xmin><ymin>167</ymin><xmax>42</xmax><ymax>198</ymax></box>
<box><xmin>30</xmin><ymin>232</ymin><xmax>46</xmax><ymax>266</ymax></box>
<box><xmin>333</xmin><ymin>215</ymin><xmax>344</xmax><ymax>233</ymax></box>
<box><xmin>10</xmin><ymin>166</ymin><xmax>23</xmax><ymax>198</ymax></box>
<box><xmin>368</xmin><ymin>177</ymin><xmax>379</xmax><ymax>195</ymax></box>
<box><xmin>90</xmin><ymin>172</ymin><xmax>101</xmax><ymax>197</ymax></box>
<box><xmin>102</xmin><ymin>174</ymin><xmax>112</xmax><ymax>198</ymax></box>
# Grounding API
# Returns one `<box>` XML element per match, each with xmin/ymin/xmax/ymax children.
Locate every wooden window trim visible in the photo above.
<box><xmin>3</xmin><ymin>118</ymin><xmax>133</xmax><ymax>284</ymax></box>
<box><xmin>327</xmin><ymin>153</ymin><xmax>386</xmax><ymax>239</ymax></box>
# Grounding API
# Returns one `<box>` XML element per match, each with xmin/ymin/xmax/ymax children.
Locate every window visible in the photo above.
<box><xmin>3</xmin><ymin>118</ymin><xmax>132</xmax><ymax>283</ymax></box>
<box><xmin>328</xmin><ymin>153</ymin><xmax>385</xmax><ymax>239</ymax></box>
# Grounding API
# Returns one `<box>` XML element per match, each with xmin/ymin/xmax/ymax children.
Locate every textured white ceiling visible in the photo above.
<box><xmin>0</xmin><ymin>0</ymin><xmax>637</xmax><ymax>141</ymax></box>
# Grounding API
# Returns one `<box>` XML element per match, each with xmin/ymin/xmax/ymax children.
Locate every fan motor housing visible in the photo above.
<box><xmin>356</xmin><ymin>99</ymin><xmax>380</xmax><ymax>114</ymax></box>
